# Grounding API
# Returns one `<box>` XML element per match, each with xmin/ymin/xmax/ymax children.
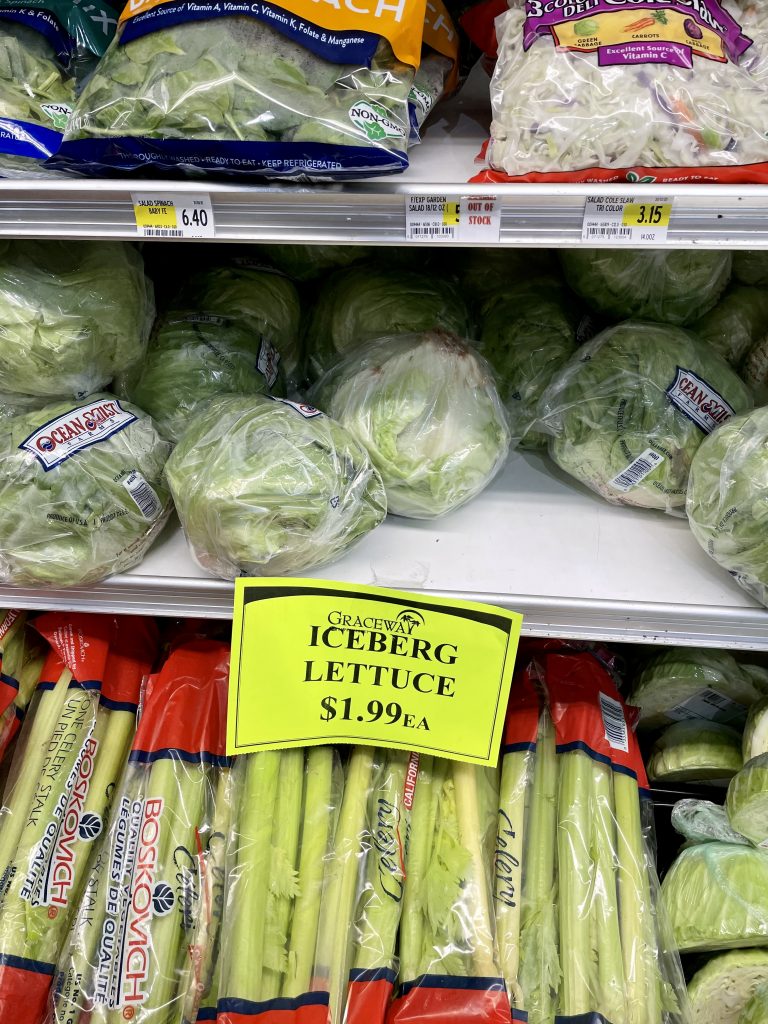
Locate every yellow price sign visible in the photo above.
<box><xmin>622</xmin><ymin>202</ymin><xmax>672</xmax><ymax>229</ymax></box>
<box><xmin>132</xmin><ymin>198</ymin><xmax>177</xmax><ymax>230</ymax></box>
<box><xmin>442</xmin><ymin>201</ymin><xmax>460</xmax><ymax>226</ymax></box>
<box><xmin>228</xmin><ymin>579</ymin><xmax>523</xmax><ymax>766</ymax></box>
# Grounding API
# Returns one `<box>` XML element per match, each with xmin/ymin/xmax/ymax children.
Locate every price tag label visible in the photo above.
<box><xmin>131</xmin><ymin>192</ymin><xmax>215</xmax><ymax>238</ymax></box>
<box><xmin>406</xmin><ymin>193</ymin><xmax>501</xmax><ymax>243</ymax></box>
<box><xmin>582</xmin><ymin>195</ymin><xmax>673</xmax><ymax>245</ymax></box>
<box><xmin>227</xmin><ymin>578</ymin><xmax>523</xmax><ymax>766</ymax></box>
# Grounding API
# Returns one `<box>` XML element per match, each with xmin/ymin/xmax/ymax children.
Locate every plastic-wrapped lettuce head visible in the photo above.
<box><xmin>647</xmin><ymin>721</ymin><xmax>743</xmax><ymax>783</ymax></box>
<box><xmin>304</xmin><ymin>264</ymin><xmax>473</xmax><ymax>377</ymax></box>
<box><xmin>687</xmin><ymin>407</ymin><xmax>768</xmax><ymax>608</ymax></box>
<box><xmin>671</xmin><ymin>799</ymin><xmax>750</xmax><ymax>847</ymax></box>
<box><xmin>740</xmin><ymin>980</ymin><xmax>768</xmax><ymax>1024</ymax></box>
<box><xmin>661</xmin><ymin>843</ymin><xmax>768</xmax><ymax>952</ymax></box>
<box><xmin>734</xmin><ymin>251</ymin><xmax>768</xmax><ymax>287</ymax></box>
<box><xmin>312</xmin><ymin>331</ymin><xmax>511</xmax><ymax>519</ymax></box>
<box><xmin>538</xmin><ymin>321</ymin><xmax>753</xmax><ymax>513</ymax></box>
<box><xmin>743</xmin><ymin>698</ymin><xmax>768</xmax><ymax>762</ymax></box>
<box><xmin>692</xmin><ymin>285</ymin><xmax>768</xmax><ymax>367</ymax></box>
<box><xmin>726</xmin><ymin>754</ymin><xmax>768</xmax><ymax>845</ymax></box>
<box><xmin>630</xmin><ymin>647</ymin><xmax>761</xmax><ymax>730</ymax></box>
<box><xmin>176</xmin><ymin>261</ymin><xmax>301</xmax><ymax>379</ymax></box>
<box><xmin>0</xmin><ymin>395</ymin><xmax>172</xmax><ymax>587</ymax></box>
<box><xmin>688</xmin><ymin>951</ymin><xmax>768</xmax><ymax>1024</ymax></box>
<box><xmin>744</xmin><ymin>664</ymin><xmax>768</xmax><ymax>694</ymax></box>
<box><xmin>559</xmin><ymin>249</ymin><xmax>732</xmax><ymax>325</ymax></box>
<box><xmin>129</xmin><ymin>313</ymin><xmax>284</xmax><ymax>444</ymax></box>
<box><xmin>0</xmin><ymin>240</ymin><xmax>154</xmax><ymax>399</ymax></box>
<box><xmin>459</xmin><ymin>249</ymin><xmax>558</xmax><ymax>312</ymax></box>
<box><xmin>259</xmin><ymin>244</ymin><xmax>372</xmax><ymax>281</ymax></box>
<box><xmin>165</xmin><ymin>395</ymin><xmax>387</xmax><ymax>579</ymax></box>
<box><xmin>478</xmin><ymin>275</ymin><xmax>579</xmax><ymax>447</ymax></box>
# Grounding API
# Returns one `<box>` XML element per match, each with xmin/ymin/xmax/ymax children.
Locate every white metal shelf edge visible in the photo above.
<box><xmin>1</xmin><ymin>452</ymin><xmax>766</xmax><ymax>648</ymax></box>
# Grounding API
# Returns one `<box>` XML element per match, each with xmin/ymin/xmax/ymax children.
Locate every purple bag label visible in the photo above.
<box><xmin>666</xmin><ymin>366</ymin><xmax>735</xmax><ymax>434</ymax></box>
<box><xmin>522</xmin><ymin>0</ymin><xmax>753</xmax><ymax>65</ymax></box>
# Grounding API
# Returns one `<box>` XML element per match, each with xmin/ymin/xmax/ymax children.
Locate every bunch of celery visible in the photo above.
<box><xmin>0</xmin><ymin>611</ymin><xmax>46</xmax><ymax>764</ymax></box>
<box><xmin>496</xmin><ymin>689</ymin><xmax>680</xmax><ymax>1024</ymax></box>
<box><xmin>399</xmin><ymin>756</ymin><xmax>500</xmax><ymax>984</ymax></box>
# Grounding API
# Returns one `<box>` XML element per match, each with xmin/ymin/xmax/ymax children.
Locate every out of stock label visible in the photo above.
<box><xmin>582</xmin><ymin>195</ymin><xmax>673</xmax><ymax>245</ymax></box>
<box><xmin>131</xmin><ymin>192</ymin><xmax>215</xmax><ymax>239</ymax></box>
<box><xmin>228</xmin><ymin>578</ymin><xmax>523</xmax><ymax>766</ymax></box>
<box><xmin>406</xmin><ymin>194</ymin><xmax>501</xmax><ymax>242</ymax></box>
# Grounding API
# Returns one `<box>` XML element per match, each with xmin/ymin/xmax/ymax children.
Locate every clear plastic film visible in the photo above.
<box><xmin>388</xmin><ymin>757</ymin><xmax>506</xmax><ymax>1024</ymax></box>
<box><xmin>646</xmin><ymin>720</ymin><xmax>743</xmax><ymax>783</ymax></box>
<box><xmin>686</xmin><ymin>406</ymin><xmax>768</xmax><ymax>608</ymax></box>
<box><xmin>691</xmin><ymin>284</ymin><xmax>768</xmax><ymax>366</ymax></box>
<box><xmin>129</xmin><ymin>312</ymin><xmax>285</xmax><ymax>445</ymax></box>
<box><xmin>688</xmin><ymin>951</ymin><xmax>768</xmax><ymax>1024</ymax></box>
<box><xmin>725</xmin><ymin>753</ymin><xmax>768</xmax><ymax>845</ymax></box>
<box><xmin>260</xmin><ymin>244</ymin><xmax>372</xmax><ymax>282</ymax></box>
<box><xmin>670</xmin><ymin>798</ymin><xmax>751</xmax><ymax>846</ymax></box>
<box><xmin>482</xmin><ymin>0</ymin><xmax>768</xmax><ymax>183</ymax></box>
<box><xmin>743</xmin><ymin>697</ymin><xmax>768</xmax><ymax>761</ymax></box>
<box><xmin>304</xmin><ymin>264</ymin><xmax>473</xmax><ymax>378</ymax></box>
<box><xmin>311</xmin><ymin>331</ymin><xmax>511</xmax><ymax>519</ymax></box>
<box><xmin>49</xmin><ymin>638</ymin><xmax>230</xmax><ymax>1024</ymax></box>
<box><xmin>0</xmin><ymin>613</ymin><xmax>157</xmax><ymax>1024</ymax></box>
<box><xmin>165</xmin><ymin>394</ymin><xmax>386</xmax><ymax>579</ymax></box>
<box><xmin>734</xmin><ymin>250</ymin><xmax>768</xmax><ymax>287</ymax></box>
<box><xmin>407</xmin><ymin>0</ymin><xmax>458</xmax><ymax>142</ymax></box>
<box><xmin>0</xmin><ymin>394</ymin><xmax>173</xmax><ymax>588</ymax></box>
<box><xmin>496</xmin><ymin>646</ymin><xmax>690</xmax><ymax>1024</ymax></box>
<box><xmin>740</xmin><ymin>333</ymin><xmax>768</xmax><ymax>404</ymax></box>
<box><xmin>0</xmin><ymin>241</ymin><xmax>154</xmax><ymax>401</ymax></box>
<box><xmin>559</xmin><ymin>249</ymin><xmax>732</xmax><ymax>326</ymax></box>
<box><xmin>0</xmin><ymin>611</ymin><xmax>47</xmax><ymax>765</ymax></box>
<box><xmin>478</xmin><ymin>275</ymin><xmax>580</xmax><ymax>448</ymax></box>
<box><xmin>662</xmin><ymin>841</ymin><xmax>768</xmax><ymax>951</ymax></box>
<box><xmin>538</xmin><ymin>320</ymin><xmax>753</xmax><ymax>514</ymax></box>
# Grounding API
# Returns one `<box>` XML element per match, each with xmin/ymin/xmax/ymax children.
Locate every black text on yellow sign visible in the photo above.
<box><xmin>227</xmin><ymin>579</ymin><xmax>523</xmax><ymax>766</ymax></box>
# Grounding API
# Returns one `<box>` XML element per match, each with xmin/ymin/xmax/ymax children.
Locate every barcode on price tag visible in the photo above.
<box><xmin>406</xmin><ymin>194</ymin><xmax>501</xmax><ymax>243</ymax></box>
<box><xmin>131</xmin><ymin>192</ymin><xmax>215</xmax><ymax>239</ymax></box>
<box><xmin>582</xmin><ymin>195</ymin><xmax>672</xmax><ymax>245</ymax></box>
<box><xmin>610</xmin><ymin>448</ymin><xmax>665</xmax><ymax>492</ymax></box>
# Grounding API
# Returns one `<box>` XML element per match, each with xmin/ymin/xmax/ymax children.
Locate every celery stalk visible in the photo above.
<box><xmin>591</xmin><ymin>760</ymin><xmax>627</xmax><ymax>1024</ymax></box>
<box><xmin>0</xmin><ymin>649</ymin><xmax>46</xmax><ymax>759</ymax></box>
<box><xmin>454</xmin><ymin>762</ymin><xmax>498</xmax><ymax>978</ymax></box>
<box><xmin>221</xmin><ymin>751</ymin><xmax>281</xmax><ymax>1004</ymax></box>
<box><xmin>399</xmin><ymin>755</ymin><xmax>440</xmax><ymax>983</ymax></box>
<box><xmin>318</xmin><ymin>746</ymin><xmax>375</xmax><ymax>1024</ymax></box>
<box><xmin>262</xmin><ymin>749</ymin><xmax>304</xmax><ymax>1000</ymax></box>
<box><xmin>519</xmin><ymin>707</ymin><xmax>560</xmax><ymax>1024</ymax></box>
<box><xmin>354</xmin><ymin>750</ymin><xmax>413</xmax><ymax>971</ymax></box>
<box><xmin>557</xmin><ymin>748</ymin><xmax>593</xmax><ymax>1016</ymax></box>
<box><xmin>496</xmin><ymin>747</ymin><xmax>532</xmax><ymax>1008</ymax></box>
<box><xmin>283</xmin><ymin>746</ymin><xmax>336</xmax><ymax>999</ymax></box>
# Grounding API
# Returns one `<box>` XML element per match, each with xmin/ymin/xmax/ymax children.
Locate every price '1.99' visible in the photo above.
<box><xmin>319</xmin><ymin>695</ymin><xmax>430</xmax><ymax>730</ymax></box>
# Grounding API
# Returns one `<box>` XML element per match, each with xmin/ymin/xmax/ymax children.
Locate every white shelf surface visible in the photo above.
<box><xmin>3</xmin><ymin>67</ymin><xmax>768</xmax><ymax>245</ymax></box>
<box><xmin>2</xmin><ymin>451</ymin><xmax>767</xmax><ymax>649</ymax></box>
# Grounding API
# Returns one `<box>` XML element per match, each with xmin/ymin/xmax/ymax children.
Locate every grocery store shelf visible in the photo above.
<box><xmin>3</xmin><ymin>67</ymin><xmax>768</xmax><ymax>246</ymax></box>
<box><xmin>2</xmin><ymin>451</ymin><xmax>767</xmax><ymax>648</ymax></box>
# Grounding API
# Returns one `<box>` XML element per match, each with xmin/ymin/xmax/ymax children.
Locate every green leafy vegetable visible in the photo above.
<box><xmin>260</xmin><ymin>244</ymin><xmax>372</xmax><ymax>281</ymax></box>
<box><xmin>313</xmin><ymin>331</ymin><xmax>511</xmax><ymax>519</ymax></box>
<box><xmin>739</xmin><ymin>980</ymin><xmax>768</xmax><ymax>1024</ymax></box>
<box><xmin>459</xmin><ymin>249</ymin><xmax>558</xmax><ymax>314</ymax></box>
<box><xmin>734</xmin><ymin>251</ymin><xmax>768</xmax><ymax>287</ymax></box>
<box><xmin>744</xmin><ymin>697</ymin><xmax>768</xmax><ymax>761</ymax></box>
<box><xmin>692</xmin><ymin>284</ymin><xmax>768</xmax><ymax>366</ymax></box>
<box><xmin>671</xmin><ymin>798</ymin><xmax>750</xmax><ymax>846</ymax></box>
<box><xmin>165</xmin><ymin>394</ymin><xmax>386</xmax><ymax>578</ymax></box>
<box><xmin>559</xmin><ymin>249</ymin><xmax>731</xmax><ymax>325</ymax></box>
<box><xmin>647</xmin><ymin>720</ymin><xmax>743</xmax><ymax>783</ymax></box>
<box><xmin>0</xmin><ymin>241</ymin><xmax>153</xmax><ymax>399</ymax></box>
<box><xmin>688</xmin><ymin>950</ymin><xmax>768</xmax><ymax>1024</ymax></box>
<box><xmin>539</xmin><ymin>321</ymin><xmax>753</xmax><ymax>512</ymax></box>
<box><xmin>726</xmin><ymin>754</ymin><xmax>768</xmax><ymax>845</ymax></box>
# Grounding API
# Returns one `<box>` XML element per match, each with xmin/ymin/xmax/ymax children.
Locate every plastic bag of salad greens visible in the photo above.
<box><xmin>407</xmin><ymin>0</ymin><xmax>458</xmax><ymax>141</ymax></box>
<box><xmin>55</xmin><ymin>0</ymin><xmax>427</xmax><ymax>179</ymax></box>
<box><xmin>630</xmin><ymin>647</ymin><xmax>761</xmax><ymax>730</ymax></box>
<box><xmin>173</xmin><ymin>260</ymin><xmax>302</xmax><ymax>384</ymax></box>
<box><xmin>0</xmin><ymin>395</ymin><xmax>172</xmax><ymax>587</ymax></box>
<box><xmin>305</xmin><ymin>264</ymin><xmax>473</xmax><ymax>377</ymax></box>
<box><xmin>312</xmin><ymin>331</ymin><xmax>510</xmax><ymax>519</ymax></box>
<box><xmin>0</xmin><ymin>240</ymin><xmax>154</xmax><ymax>400</ymax></box>
<box><xmin>165</xmin><ymin>395</ymin><xmax>387</xmax><ymax>579</ymax></box>
<box><xmin>129</xmin><ymin>312</ymin><xmax>284</xmax><ymax>444</ymax></box>
<box><xmin>693</xmin><ymin>284</ymin><xmax>768</xmax><ymax>366</ymax></box>
<box><xmin>478</xmin><ymin>275</ymin><xmax>579</xmax><ymax>447</ymax></box>
<box><xmin>559</xmin><ymin>249</ymin><xmax>731</xmax><ymax>325</ymax></box>
<box><xmin>538</xmin><ymin>320</ymin><xmax>752</xmax><ymax>513</ymax></box>
<box><xmin>647</xmin><ymin>720</ymin><xmax>743</xmax><ymax>783</ymax></box>
<box><xmin>687</xmin><ymin>406</ymin><xmax>768</xmax><ymax>608</ymax></box>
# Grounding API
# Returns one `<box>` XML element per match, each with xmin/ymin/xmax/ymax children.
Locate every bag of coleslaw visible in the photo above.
<box><xmin>54</xmin><ymin>0</ymin><xmax>429</xmax><ymax>179</ymax></box>
<box><xmin>475</xmin><ymin>0</ymin><xmax>768</xmax><ymax>184</ymax></box>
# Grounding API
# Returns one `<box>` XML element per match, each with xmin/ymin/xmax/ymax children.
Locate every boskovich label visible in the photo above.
<box><xmin>21</xmin><ymin>733</ymin><xmax>99</xmax><ymax>909</ymax></box>
<box><xmin>257</xmin><ymin>338</ymin><xmax>281</xmax><ymax>388</ymax></box>
<box><xmin>666</xmin><ymin>366</ymin><xmax>735</xmax><ymax>433</ymax></box>
<box><xmin>19</xmin><ymin>399</ymin><xmax>137</xmax><ymax>471</ymax></box>
<box><xmin>270</xmin><ymin>397</ymin><xmax>323</xmax><ymax>419</ymax></box>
